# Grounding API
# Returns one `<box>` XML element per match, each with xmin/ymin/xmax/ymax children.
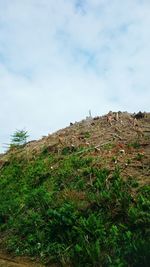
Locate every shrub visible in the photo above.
<box><xmin>0</xmin><ymin>152</ymin><xmax>149</xmax><ymax>266</ymax></box>
<box><xmin>10</xmin><ymin>129</ymin><xmax>29</xmax><ymax>147</ymax></box>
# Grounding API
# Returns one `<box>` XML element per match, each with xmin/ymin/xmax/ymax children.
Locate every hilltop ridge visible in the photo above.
<box><xmin>21</xmin><ymin>111</ymin><xmax>150</xmax><ymax>153</ymax></box>
<box><xmin>2</xmin><ymin>111</ymin><xmax>150</xmax><ymax>185</ymax></box>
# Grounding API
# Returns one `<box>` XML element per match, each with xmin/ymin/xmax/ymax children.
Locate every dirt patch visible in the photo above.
<box><xmin>0</xmin><ymin>253</ymin><xmax>44</xmax><ymax>267</ymax></box>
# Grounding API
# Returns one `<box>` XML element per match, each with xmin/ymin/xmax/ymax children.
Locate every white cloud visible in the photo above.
<box><xmin>0</xmin><ymin>0</ymin><xmax>150</xmax><ymax>152</ymax></box>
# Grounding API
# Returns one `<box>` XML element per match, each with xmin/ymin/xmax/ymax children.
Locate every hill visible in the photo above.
<box><xmin>0</xmin><ymin>111</ymin><xmax>150</xmax><ymax>266</ymax></box>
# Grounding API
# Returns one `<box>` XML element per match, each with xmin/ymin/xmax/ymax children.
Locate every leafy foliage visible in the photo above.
<box><xmin>10</xmin><ymin>129</ymin><xmax>29</xmax><ymax>147</ymax></box>
<box><xmin>0</xmin><ymin>149</ymin><xmax>149</xmax><ymax>266</ymax></box>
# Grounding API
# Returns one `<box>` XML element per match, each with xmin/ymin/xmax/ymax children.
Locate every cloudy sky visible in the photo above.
<box><xmin>0</xmin><ymin>0</ymin><xmax>150</xmax><ymax>152</ymax></box>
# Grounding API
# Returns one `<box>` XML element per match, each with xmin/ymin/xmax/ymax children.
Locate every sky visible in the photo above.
<box><xmin>0</xmin><ymin>0</ymin><xmax>150</xmax><ymax>152</ymax></box>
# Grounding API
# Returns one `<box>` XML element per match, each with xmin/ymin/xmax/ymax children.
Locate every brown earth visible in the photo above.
<box><xmin>0</xmin><ymin>252</ymin><xmax>44</xmax><ymax>267</ymax></box>
<box><xmin>0</xmin><ymin>252</ymin><xmax>59</xmax><ymax>267</ymax></box>
<box><xmin>2</xmin><ymin>111</ymin><xmax>149</xmax><ymax>186</ymax></box>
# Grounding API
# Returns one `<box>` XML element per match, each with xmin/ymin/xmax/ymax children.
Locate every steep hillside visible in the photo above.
<box><xmin>0</xmin><ymin>112</ymin><xmax>150</xmax><ymax>267</ymax></box>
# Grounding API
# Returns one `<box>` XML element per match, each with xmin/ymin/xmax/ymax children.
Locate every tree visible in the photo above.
<box><xmin>10</xmin><ymin>129</ymin><xmax>29</xmax><ymax>147</ymax></box>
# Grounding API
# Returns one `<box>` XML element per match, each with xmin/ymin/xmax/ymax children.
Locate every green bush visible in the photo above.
<box><xmin>0</xmin><ymin>152</ymin><xmax>149</xmax><ymax>266</ymax></box>
<box><xmin>10</xmin><ymin>129</ymin><xmax>29</xmax><ymax>147</ymax></box>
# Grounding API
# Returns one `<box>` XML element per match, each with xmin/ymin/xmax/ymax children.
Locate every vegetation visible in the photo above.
<box><xmin>0</xmin><ymin>146</ymin><xmax>149</xmax><ymax>267</ymax></box>
<box><xmin>10</xmin><ymin>129</ymin><xmax>29</xmax><ymax>148</ymax></box>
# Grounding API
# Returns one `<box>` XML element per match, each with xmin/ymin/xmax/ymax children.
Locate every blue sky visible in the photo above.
<box><xmin>0</xmin><ymin>0</ymin><xmax>150</xmax><ymax>152</ymax></box>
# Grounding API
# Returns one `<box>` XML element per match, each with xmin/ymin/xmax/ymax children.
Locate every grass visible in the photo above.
<box><xmin>127</xmin><ymin>141</ymin><xmax>141</xmax><ymax>149</ymax></box>
<box><xmin>135</xmin><ymin>153</ymin><xmax>144</xmax><ymax>161</ymax></box>
<box><xmin>0</xmin><ymin>147</ymin><xmax>150</xmax><ymax>266</ymax></box>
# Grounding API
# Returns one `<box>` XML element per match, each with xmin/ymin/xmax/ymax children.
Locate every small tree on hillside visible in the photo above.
<box><xmin>10</xmin><ymin>129</ymin><xmax>29</xmax><ymax>147</ymax></box>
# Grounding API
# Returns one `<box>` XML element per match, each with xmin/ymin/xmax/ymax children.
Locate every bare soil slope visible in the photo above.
<box><xmin>2</xmin><ymin>111</ymin><xmax>149</xmax><ymax>185</ymax></box>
